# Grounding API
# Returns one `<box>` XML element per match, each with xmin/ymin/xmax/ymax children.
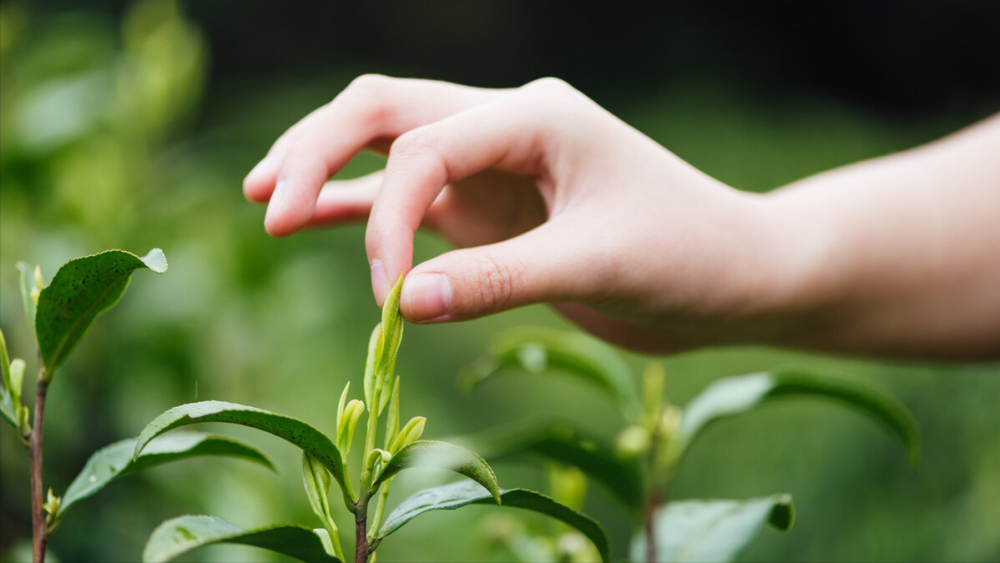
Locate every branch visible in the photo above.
<box><xmin>30</xmin><ymin>366</ymin><xmax>50</xmax><ymax>563</ymax></box>
<box><xmin>354</xmin><ymin>511</ymin><xmax>367</xmax><ymax>563</ymax></box>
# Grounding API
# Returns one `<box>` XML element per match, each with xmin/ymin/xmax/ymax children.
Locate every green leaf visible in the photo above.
<box><xmin>62</xmin><ymin>432</ymin><xmax>273</xmax><ymax>514</ymax></box>
<box><xmin>35</xmin><ymin>248</ymin><xmax>168</xmax><ymax>372</ymax></box>
<box><xmin>630</xmin><ymin>495</ymin><xmax>794</xmax><ymax>563</ymax></box>
<box><xmin>373</xmin><ymin>440</ymin><xmax>500</xmax><ymax>504</ymax></box>
<box><xmin>336</xmin><ymin>400</ymin><xmax>364</xmax><ymax>456</ymax></box>
<box><xmin>0</xmin><ymin>384</ymin><xmax>14</xmax><ymax>430</ymax></box>
<box><xmin>463</xmin><ymin>421</ymin><xmax>645</xmax><ymax>510</ymax></box>
<box><xmin>362</xmin><ymin>323</ymin><xmax>380</xmax><ymax>412</ymax></box>
<box><xmin>463</xmin><ymin>327</ymin><xmax>639</xmax><ymax>419</ymax></box>
<box><xmin>387</xmin><ymin>416</ymin><xmax>425</xmax><ymax>454</ymax></box>
<box><xmin>15</xmin><ymin>262</ymin><xmax>37</xmax><ymax>329</ymax></box>
<box><xmin>675</xmin><ymin>371</ymin><xmax>920</xmax><ymax>465</ymax></box>
<box><xmin>0</xmin><ymin>332</ymin><xmax>22</xmax><ymax>416</ymax></box>
<box><xmin>375</xmin><ymin>274</ymin><xmax>404</xmax><ymax>415</ymax></box>
<box><xmin>134</xmin><ymin>400</ymin><xmax>349</xmax><ymax>496</ymax></box>
<box><xmin>143</xmin><ymin>515</ymin><xmax>341</xmax><ymax>563</ymax></box>
<box><xmin>384</xmin><ymin>375</ymin><xmax>401</xmax><ymax>449</ymax></box>
<box><xmin>377</xmin><ymin>480</ymin><xmax>610</xmax><ymax>563</ymax></box>
<box><xmin>302</xmin><ymin>453</ymin><xmax>344</xmax><ymax>561</ymax></box>
<box><xmin>302</xmin><ymin>453</ymin><xmax>333</xmax><ymax>523</ymax></box>
<box><xmin>1</xmin><ymin>329</ymin><xmax>10</xmax><ymax>393</ymax></box>
<box><xmin>8</xmin><ymin>359</ymin><xmax>25</xmax><ymax>412</ymax></box>
<box><xmin>0</xmin><ymin>329</ymin><xmax>15</xmax><ymax>430</ymax></box>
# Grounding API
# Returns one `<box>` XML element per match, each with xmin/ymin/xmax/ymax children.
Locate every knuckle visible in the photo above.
<box><xmin>516</xmin><ymin>77</ymin><xmax>585</xmax><ymax>120</ymax></box>
<box><xmin>390</xmin><ymin>129</ymin><xmax>436</xmax><ymax>158</ymax></box>
<box><xmin>523</xmin><ymin>76</ymin><xmax>575</xmax><ymax>96</ymax></box>
<box><xmin>473</xmin><ymin>254</ymin><xmax>524</xmax><ymax>312</ymax></box>
<box><xmin>347</xmin><ymin>73</ymin><xmax>390</xmax><ymax>94</ymax></box>
<box><xmin>343</xmin><ymin>74</ymin><xmax>393</xmax><ymax>124</ymax></box>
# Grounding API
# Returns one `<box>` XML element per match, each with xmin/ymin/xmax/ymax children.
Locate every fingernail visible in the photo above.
<box><xmin>264</xmin><ymin>180</ymin><xmax>287</xmax><ymax>226</ymax></box>
<box><xmin>404</xmin><ymin>273</ymin><xmax>452</xmax><ymax>321</ymax></box>
<box><xmin>370</xmin><ymin>259</ymin><xmax>389</xmax><ymax>305</ymax></box>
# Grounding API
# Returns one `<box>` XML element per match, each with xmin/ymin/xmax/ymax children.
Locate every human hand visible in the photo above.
<box><xmin>243</xmin><ymin>75</ymin><xmax>799</xmax><ymax>353</ymax></box>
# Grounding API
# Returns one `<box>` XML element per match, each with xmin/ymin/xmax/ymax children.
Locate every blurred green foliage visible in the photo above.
<box><xmin>1</xmin><ymin>2</ymin><xmax>998</xmax><ymax>562</ymax></box>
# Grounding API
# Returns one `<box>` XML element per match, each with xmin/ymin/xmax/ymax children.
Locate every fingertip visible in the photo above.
<box><xmin>401</xmin><ymin>272</ymin><xmax>452</xmax><ymax>322</ymax></box>
<box><xmin>244</xmin><ymin>156</ymin><xmax>279</xmax><ymax>203</ymax></box>
<box><xmin>263</xmin><ymin>179</ymin><xmax>320</xmax><ymax>237</ymax></box>
<box><xmin>370</xmin><ymin>258</ymin><xmax>388</xmax><ymax>306</ymax></box>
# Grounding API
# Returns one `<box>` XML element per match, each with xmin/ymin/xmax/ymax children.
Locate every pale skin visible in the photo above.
<box><xmin>243</xmin><ymin>75</ymin><xmax>1000</xmax><ymax>361</ymax></box>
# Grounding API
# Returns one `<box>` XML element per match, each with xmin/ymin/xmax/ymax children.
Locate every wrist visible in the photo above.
<box><xmin>737</xmin><ymin>188</ymin><xmax>846</xmax><ymax>351</ymax></box>
<box><xmin>707</xmin><ymin>190</ymin><xmax>836</xmax><ymax>349</ymax></box>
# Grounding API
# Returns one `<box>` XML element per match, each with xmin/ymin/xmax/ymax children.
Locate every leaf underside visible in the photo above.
<box><xmin>677</xmin><ymin>371</ymin><xmax>920</xmax><ymax>465</ymax></box>
<box><xmin>62</xmin><ymin>432</ymin><xmax>273</xmax><ymax>514</ymax></box>
<box><xmin>134</xmin><ymin>400</ymin><xmax>346</xmax><ymax>490</ymax></box>
<box><xmin>0</xmin><ymin>330</ymin><xmax>17</xmax><ymax>429</ymax></box>
<box><xmin>630</xmin><ymin>495</ymin><xmax>794</xmax><ymax>563</ymax></box>
<box><xmin>374</xmin><ymin>440</ymin><xmax>501</xmax><ymax>504</ymax></box>
<box><xmin>0</xmin><ymin>389</ymin><xmax>14</xmax><ymax>429</ymax></box>
<box><xmin>35</xmin><ymin>249</ymin><xmax>167</xmax><ymax>371</ymax></box>
<box><xmin>464</xmin><ymin>327</ymin><xmax>639</xmax><ymax>419</ymax></box>
<box><xmin>460</xmin><ymin>419</ymin><xmax>645</xmax><ymax>510</ymax></box>
<box><xmin>143</xmin><ymin>515</ymin><xmax>341</xmax><ymax>563</ymax></box>
<box><xmin>379</xmin><ymin>480</ymin><xmax>611</xmax><ymax>563</ymax></box>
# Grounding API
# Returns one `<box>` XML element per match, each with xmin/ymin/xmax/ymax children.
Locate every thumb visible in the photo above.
<box><xmin>400</xmin><ymin>224</ymin><xmax>605</xmax><ymax>323</ymax></box>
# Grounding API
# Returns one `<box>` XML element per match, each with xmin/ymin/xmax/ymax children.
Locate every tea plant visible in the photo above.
<box><xmin>2</xmin><ymin>250</ymin><xmax>920</xmax><ymax>563</ymax></box>
<box><xmin>462</xmin><ymin>327</ymin><xmax>920</xmax><ymax>562</ymax></box>
<box><xmin>130</xmin><ymin>276</ymin><xmax>609</xmax><ymax>563</ymax></box>
<box><xmin>1</xmin><ymin>249</ymin><xmax>284</xmax><ymax>563</ymax></box>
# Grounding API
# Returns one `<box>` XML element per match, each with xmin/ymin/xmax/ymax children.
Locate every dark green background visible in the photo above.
<box><xmin>1</xmin><ymin>1</ymin><xmax>998</xmax><ymax>562</ymax></box>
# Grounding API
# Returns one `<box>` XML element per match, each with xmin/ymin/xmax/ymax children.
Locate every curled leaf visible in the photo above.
<box><xmin>675</xmin><ymin>371</ymin><xmax>920</xmax><ymax>465</ymax></box>
<box><xmin>35</xmin><ymin>248</ymin><xmax>168</xmax><ymax>372</ymax></box>
<box><xmin>373</xmin><ymin>440</ymin><xmax>501</xmax><ymax>504</ymax></box>
<box><xmin>336</xmin><ymin>400</ymin><xmax>364</xmax><ymax>455</ymax></box>
<box><xmin>388</xmin><ymin>416</ymin><xmax>425</xmax><ymax>454</ymax></box>
<box><xmin>463</xmin><ymin>327</ymin><xmax>639</xmax><ymax>420</ymax></box>
<box><xmin>336</xmin><ymin>382</ymin><xmax>350</xmax><ymax>430</ymax></box>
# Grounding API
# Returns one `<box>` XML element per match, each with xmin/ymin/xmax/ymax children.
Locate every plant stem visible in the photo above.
<box><xmin>30</xmin><ymin>366</ymin><xmax>49</xmax><ymax>563</ymax></box>
<box><xmin>354</xmin><ymin>511</ymin><xmax>368</xmax><ymax>563</ymax></box>
<box><xmin>361</xmin><ymin>388</ymin><xmax>381</xmax><ymax>488</ymax></box>
<box><xmin>369</xmin><ymin>479</ymin><xmax>391</xmax><ymax>539</ymax></box>
<box><xmin>645</xmin><ymin>489</ymin><xmax>661</xmax><ymax>563</ymax></box>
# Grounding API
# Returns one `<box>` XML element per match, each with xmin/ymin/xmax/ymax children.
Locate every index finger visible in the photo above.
<box><xmin>243</xmin><ymin>75</ymin><xmax>502</xmax><ymax>236</ymax></box>
<box><xmin>366</xmin><ymin>95</ymin><xmax>556</xmax><ymax>304</ymax></box>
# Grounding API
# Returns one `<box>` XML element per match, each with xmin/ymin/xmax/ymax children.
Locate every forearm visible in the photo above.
<box><xmin>763</xmin><ymin>114</ymin><xmax>1000</xmax><ymax>359</ymax></box>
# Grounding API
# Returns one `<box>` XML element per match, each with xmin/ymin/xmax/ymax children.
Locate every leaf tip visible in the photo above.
<box><xmin>141</xmin><ymin>248</ymin><xmax>168</xmax><ymax>273</ymax></box>
<box><xmin>769</xmin><ymin>494</ymin><xmax>795</xmax><ymax>531</ymax></box>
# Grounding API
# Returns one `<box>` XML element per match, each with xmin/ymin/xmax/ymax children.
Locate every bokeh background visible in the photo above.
<box><xmin>1</xmin><ymin>1</ymin><xmax>998</xmax><ymax>562</ymax></box>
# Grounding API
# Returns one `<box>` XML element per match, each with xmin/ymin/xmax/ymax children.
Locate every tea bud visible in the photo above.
<box><xmin>615</xmin><ymin>425</ymin><xmax>651</xmax><ymax>458</ymax></box>
<box><xmin>336</xmin><ymin>400</ymin><xmax>365</xmax><ymax>455</ymax></box>
<box><xmin>658</xmin><ymin>404</ymin><xmax>683</xmax><ymax>442</ymax></box>
<box><xmin>389</xmin><ymin>416</ymin><xmax>426</xmax><ymax>453</ymax></box>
